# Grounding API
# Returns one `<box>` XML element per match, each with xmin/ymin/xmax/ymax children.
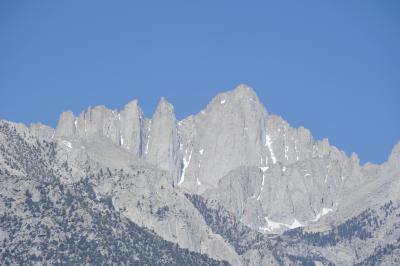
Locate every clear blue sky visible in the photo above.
<box><xmin>0</xmin><ymin>1</ymin><xmax>399</xmax><ymax>164</ymax></box>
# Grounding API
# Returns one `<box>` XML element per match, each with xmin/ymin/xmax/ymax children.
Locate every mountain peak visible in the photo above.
<box><xmin>55</xmin><ymin>110</ymin><xmax>76</xmax><ymax>137</ymax></box>
<box><xmin>206</xmin><ymin>84</ymin><xmax>262</xmax><ymax>112</ymax></box>
<box><xmin>154</xmin><ymin>97</ymin><xmax>175</xmax><ymax>117</ymax></box>
<box><xmin>124</xmin><ymin>99</ymin><xmax>139</xmax><ymax>109</ymax></box>
<box><xmin>229</xmin><ymin>84</ymin><xmax>258</xmax><ymax>100</ymax></box>
<box><xmin>123</xmin><ymin>99</ymin><xmax>143</xmax><ymax>118</ymax></box>
<box><xmin>388</xmin><ymin>141</ymin><xmax>400</xmax><ymax>164</ymax></box>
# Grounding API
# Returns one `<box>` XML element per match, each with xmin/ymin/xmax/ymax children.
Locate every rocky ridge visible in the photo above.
<box><xmin>1</xmin><ymin>84</ymin><xmax>399</xmax><ymax>265</ymax></box>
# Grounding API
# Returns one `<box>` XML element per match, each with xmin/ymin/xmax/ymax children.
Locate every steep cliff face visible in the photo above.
<box><xmin>118</xmin><ymin>100</ymin><xmax>144</xmax><ymax>156</ymax></box>
<box><xmin>387</xmin><ymin>142</ymin><xmax>400</xmax><ymax>170</ymax></box>
<box><xmin>177</xmin><ymin>85</ymin><xmax>268</xmax><ymax>191</ymax></box>
<box><xmin>51</xmin><ymin>85</ymin><xmax>396</xmax><ymax>231</ymax></box>
<box><xmin>145</xmin><ymin>98</ymin><xmax>180</xmax><ymax>176</ymax></box>
<box><xmin>0</xmin><ymin>121</ymin><xmax>231</xmax><ymax>265</ymax></box>
<box><xmin>4</xmin><ymin>84</ymin><xmax>398</xmax><ymax>265</ymax></box>
<box><xmin>53</xmin><ymin>85</ymin><xmax>359</xmax><ymax>192</ymax></box>
<box><xmin>55</xmin><ymin>100</ymin><xmax>145</xmax><ymax>154</ymax></box>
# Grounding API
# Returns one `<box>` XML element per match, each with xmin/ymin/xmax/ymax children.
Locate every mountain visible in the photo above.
<box><xmin>1</xmin><ymin>84</ymin><xmax>399</xmax><ymax>265</ymax></box>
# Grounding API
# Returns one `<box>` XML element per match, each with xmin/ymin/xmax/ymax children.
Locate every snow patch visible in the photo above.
<box><xmin>312</xmin><ymin>208</ymin><xmax>333</xmax><ymax>222</ymax></box>
<box><xmin>118</xmin><ymin>113</ymin><xmax>121</xmax><ymax>121</ymax></box>
<box><xmin>304</xmin><ymin>173</ymin><xmax>311</xmax><ymax>177</ymax></box>
<box><xmin>263</xmin><ymin>217</ymin><xmax>283</xmax><ymax>231</ymax></box>
<box><xmin>145</xmin><ymin>122</ymin><xmax>152</xmax><ymax>155</ymax></box>
<box><xmin>283</xmin><ymin>131</ymin><xmax>289</xmax><ymax>160</ymax></box>
<box><xmin>74</xmin><ymin>119</ymin><xmax>77</xmax><ymax>129</ymax></box>
<box><xmin>290</xmin><ymin>219</ymin><xmax>303</xmax><ymax>229</ymax></box>
<box><xmin>120</xmin><ymin>136</ymin><xmax>124</xmax><ymax>146</ymax></box>
<box><xmin>256</xmin><ymin>173</ymin><xmax>266</xmax><ymax>201</ymax></box>
<box><xmin>282</xmin><ymin>166</ymin><xmax>286</xmax><ymax>172</ymax></box>
<box><xmin>178</xmin><ymin>149</ymin><xmax>192</xmax><ymax>185</ymax></box>
<box><xmin>322</xmin><ymin>208</ymin><xmax>333</xmax><ymax>216</ymax></box>
<box><xmin>259</xmin><ymin>166</ymin><xmax>269</xmax><ymax>172</ymax></box>
<box><xmin>256</xmin><ymin>192</ymin><xmax>262</xmax><ymax>201</ymax></box>
<box><xmin>260</xmin><ymin>217</ymin><xmax>304</xmax><ymax>232</ymax></box>
<box><xmin>199</xmin><ymin>149</ymin><xmax>204</xmax><ymax>155</ymax></box>
<box><xmin>220</xmin><ymin>99</ymin><xmax>226</xmax><ymax>104</ymax></box>
<box><xmin>61</xmin><ymin>140</ymin><xmax>72</xmax><ymax>149</ymax></box>
<box><xmin>145</xmin><ymin>137</ymin><xmax>150</xmax><ymax>154</ymax></box>
<box><xmin>265</xmin><ymin>134</ymin><xmax>277</xmax><ymax>164</ymax></box>
<box><xmin>294</xmin><ymin>140</ymin><xmax>299</xmax><ymax>161</ymax></box>
<box><xmin>285</xmin><ymin>145</ymin><xmax>289</xmax><ymax>160</ymax></box>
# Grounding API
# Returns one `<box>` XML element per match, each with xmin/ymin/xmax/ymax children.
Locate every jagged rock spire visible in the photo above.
<box><xmin>55</xmin><ymin>110</ymin><xmax>76</xmax><ymax>138</ymax></box>
<box><xmin>146</xmin><ymin>97</ymin><xmax>180</xmax><ymax>175</ymax></box>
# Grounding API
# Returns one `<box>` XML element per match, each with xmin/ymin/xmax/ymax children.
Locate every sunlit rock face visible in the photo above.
<box><xmin>2</xmin><ymin>84</ymin><xmax>399</xmax><ymax>265</ymax></box>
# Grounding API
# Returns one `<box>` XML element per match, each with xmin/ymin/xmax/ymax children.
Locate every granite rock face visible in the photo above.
<box><xmin>1</xmin><ymin>84</ymin><xmax>399</xmax><ymax>265</ymax></box>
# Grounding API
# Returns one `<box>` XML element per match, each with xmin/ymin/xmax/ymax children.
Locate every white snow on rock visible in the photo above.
<box><xmin>256</xmin><ymin>165</ymin><xmax>269</xmax><ymax>200</ymax></box>
<box><xmin>322</xmin><ymin>208</ymin><xmax>333</xmax><ymax>216</ymax></box>
<box><xmin>312</xmin><ymin>208</ymin><xmax>333</xmax><ymax>222</ymax></box>
<box><xmin>61</xmin><ymin>140</ymin><xmax>72</xmax><ymax>149</ymax></box>
<box><xmin>74</xmin><ymin>119</ymin><xmax>77</xmax><ymax>129</ymax></box>
<box><xmin>262</xmin><ymin>217</ymin><xmax>283</xmax><ymax>231</ymax></box>
<box><xmin>220</xmin><ymin>99</ymin><xmax>226</xmax><ymax>104</ymax></box>
<box><xmin>260</xmin><ymin>217</ymin><xmax>304</xmax><ymax>232</ymax></box>
<box><xmin>294</xmin><ymin>140</ymin><xmax>299</xmax><ymax>161</ymax></box>
<box><xmin>285</xmin><ymin>145</ymin><xmax>289</xmax><ymax>160</ymax></box>
<box><xmin>199</xmin><ymin>149</ymin><xmax>204</xmax><ymax>155</ymax></box>
<box><xmin>145</xmin><ymin>136</ymin><xmax>150</xmax><ymax>154</ymax></box>
<box><xmin>290</xmin><ymin>219</ymin><xmax>303</xmax><ymax>229</ymax></box>
<box><xmin>256</xmin><ymin>173</ymin><xmax>266</xmax><ymax>201</ymax></box>
<box><xmin>265</xmin><ymin>134</ymin><xmax>277</xmax><ymax>164</ymax></box>
<box><xmin>178</xmin><ymin>149</ymin><xmax>192</xmax><ymax>185</ymax></box>
<box><xmin>145</xmin><ymin>122</ymin><xmax>152</xmax><ymax>155</ymax></box>
<box><xmin>283</xmin><ymin>131</ymin><xmax>289</xmax><ymax>160</ymax></box>
<box><xmin>120</xmin><ymin>136</ymin><xmax>124</xmax><ymax>146</ymax></box>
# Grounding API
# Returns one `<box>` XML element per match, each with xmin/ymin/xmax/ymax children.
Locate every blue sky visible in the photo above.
<box><xmin>0</xmin><ymin>1</ymin><xmax>399</xmax><ymax>164</ymax></box>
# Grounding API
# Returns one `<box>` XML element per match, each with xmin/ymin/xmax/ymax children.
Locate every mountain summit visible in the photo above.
<box><xmin>1</xmin><ymin>84</ymin><xmax>399</xmax><ymax>265</ymax></box>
